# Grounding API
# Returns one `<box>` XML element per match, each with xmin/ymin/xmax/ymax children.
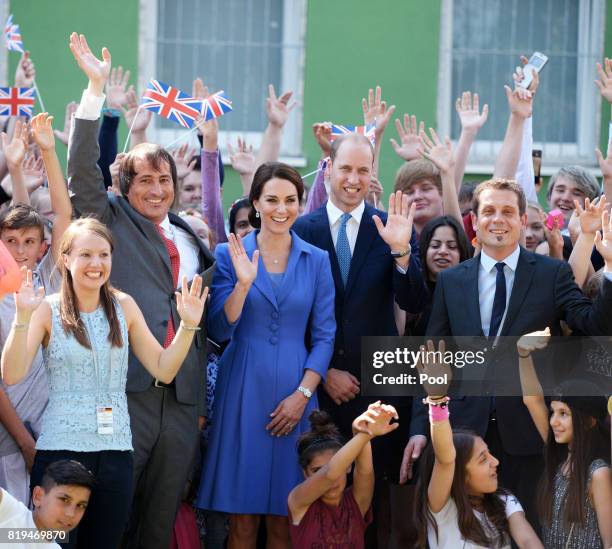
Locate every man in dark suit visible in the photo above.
<box><xmin>67</xmin><ymin>34</ymin><xmax>215</xmax><ymax>549</ymax></box>
<box><xmin>419</xmin><ymin>177</ymin><xmax>612</xmax><ymax>526</ymax></box>
<box><xmin>293</xmin><ymin>133</ymin><xmax>428</xmax><ymax>545</ymax></box>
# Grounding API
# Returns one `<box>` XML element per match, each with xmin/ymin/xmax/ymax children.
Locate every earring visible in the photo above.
<box><xmin>255</xmin><ymin>211</ymin><xmax>260</xmax><ymax>218</ymax></box>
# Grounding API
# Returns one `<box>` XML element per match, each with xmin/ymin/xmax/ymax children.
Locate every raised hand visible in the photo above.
<box><xmin>574</xmin><ymin>196</ymin><xmax>607</xmax><ymax>235</ymax></box>
<box><xmin>106</xmin><ymin>66</ymin><xmax>131</xmax><ymax>109</ymax></box>
<box><xmin>415</xmin><ymin>339</ymin><xmax>452</xmax><ymax>398</ymax></box>
<box><xmin>53</xmin><ymin>101</ymin><xmax>78</xmax><ymax>146</ymax></box>
<box><xmin>312</xmin><ymin>122</ymin><xmax>332</xmax><ymax>157</ymax></box>
<box><xmin>367</xmin><ymin>177</ymin><xmax>384</xmax><ymax>209</ymax></box>
<box><xmin>192</xmin><ymin>77</ymin><xmax>210</xmax><ymax>100</ymax></box>
<box><xmin>516</xmin><ymin>327</ymin><xmax>551</xmax><ymax>356</ymax></box>
<box><xmin>456</xmin><ymin>91</ymin><xmax>488</xmax><ymax>134</ymax></box>
<box><xmin>504</xmin><ymin>85</ymin><xmax>534</xmax><ymax>120</ymax></box>
<box><xmin>513</xmin><ymin>55</ymin><xmax>540</xmax><ymax>95</ymax></box>
<box><xmin>228</xmin><ymin>137</ymin><xmax>256</xmax><ymax>175</ymax></box>
<box><xmin>228</xmin><ymin>233</ymin><xmax>259</xmax><ymax>287</ymax></box>
<box><xmin>31</xmin><ymin>113</ymin><xmax>56</xmax><ymax>151</ymax></box>
<box><xmin>122</xmin><ymin>86</ymin><xmax>152</xmax><ymax>133</ymax></box>
<box><xmin>22</xmin><ymin>154</ymin><xmax>45</xmax><ymax>194</ymax></box>
<box><xmin>390</xmin><ymin>114</ymin><xmax>425</xmax><ymax>161</ymax></box>
<box><xmin>109</xmin><ymin>153</ymin><xmax>126</xmax><ymax>196</ymax></box>
<box><xmin>1</xmin><ymin>120</ymin><xmax>29</xmax><ymax>169</ymax></box>
<box><xmin>68</xmin><ymin>32</ymin><xmax>111</xmax><ymax>94</ymax></box>
<box><xmin>595</xmin><ymin>58</ymin><xmax>612</xmax><ymax>104</ymax></box>
<box><xmin>14</xmin><ymin>269</ymin><xmax>45</xmax><ymax>320</ymax></box>
<box><xmin>352</xmin><ymin>401</ymin><xmax>399</xmax><ymax>437</ymax></box>
<box><xmin>266</xmin><ymin>84</ymin><xmax>295</xmax><ymax>128</ymax></box>
<box><xmin>418</xmin><ymin>127</ymin><xmax>455</xmax><ymax>174</ymax></box>
<box><xmin>595</xmin><ymin>147</ymin><xmax>612</xmax><ymax>180</ymax></box>
<box><xmin>544</xmin><ymin>217</ymin><xmax>564</xmax><ymax>259</ymax></box>
<box><xmin>175</xmin><ymin>274</ymin><xmax>208</xmax><ymax>328</ymax></box>
<box><xmin>594</xmin><ymin>210</ymin><xmax>612</xmax><ymax>269</ymax></box>
<box><xmin>362</xmin><ymin>85</ymin><xmax>396</xmax><ymax>139</ymax></box>
<box><xmin>170</xmin><ymin>144</ymin><xmax>195</xmax><ymax>181</ymax></box>
<box><xmin>15</xmin><ymin>51</ymin><xmax>35</xmax><ymax>88</ymax></box>
<box><xmin>372</xmin><ymin>191</ymin><xmax>416</xmax><ymax>253</ymax></box>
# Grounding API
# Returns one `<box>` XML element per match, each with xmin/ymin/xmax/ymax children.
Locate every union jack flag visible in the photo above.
<box><xmin>4</xmin><ymin>15</ymin><xmax>24</xmax><ymax>53</ymax></box>
<box><xmin>141</xmin><ymin>79</ymin><xmax>203</xmax><ymax>128</ymax></box>
<box><xmin>330</xmin><ymin>123</ymin><xmax>376</xmax><ymax>145</ymax></box>
<box><xmin>0</xmin><ymin>87</ymin><xmax>36</xmax><ymax>117</ymax></box>
<box><xmin>201</xmin><ymin>90</ymin><xmax>233</xmax><ymax>121</ymax></box>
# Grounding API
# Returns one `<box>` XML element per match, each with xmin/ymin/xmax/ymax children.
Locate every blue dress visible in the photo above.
<box><xmin>197</xmin><ymin>231</ymin><xmax>336</xmax><ymax>516</ymax></box>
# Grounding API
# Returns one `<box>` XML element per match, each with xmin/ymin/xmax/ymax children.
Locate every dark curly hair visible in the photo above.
<box><xmin>297</xmin><ymin>410</ymin><xmax>345</xmax><ymax>470</ymax></box>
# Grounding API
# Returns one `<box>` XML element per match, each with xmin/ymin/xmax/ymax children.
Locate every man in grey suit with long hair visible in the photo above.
<box><xmin>67</xmin><ymin>33</ymin><xmax>215</xmax><ymax>549</ymax></box>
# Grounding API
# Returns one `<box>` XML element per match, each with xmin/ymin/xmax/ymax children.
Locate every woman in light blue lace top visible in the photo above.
<box><xmin>1</xmin><ymin>218</ymin><xmax>208</xmax><ymax>549</ymax></box>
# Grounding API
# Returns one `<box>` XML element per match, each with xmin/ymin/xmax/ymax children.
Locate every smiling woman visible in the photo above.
<box><xmin>0</xmin><ymin>217</ymin><xmax>208</xmax><ymax>549</ymax></box>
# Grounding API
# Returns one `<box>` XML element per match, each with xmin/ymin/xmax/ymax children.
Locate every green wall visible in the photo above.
<box><xmin>9</xmin><ymin>0</ymin><xmax>139</xmax><ymax>163</ymax></box>
<box><xmin>301</xmin><ymin>0</ymin><xmax>441</xmax><ymax>199</ymax></box>
<box><xmin>9</xmin><ymin>0</ymin><xmax>611</xmax><ymax>209</ymax></box>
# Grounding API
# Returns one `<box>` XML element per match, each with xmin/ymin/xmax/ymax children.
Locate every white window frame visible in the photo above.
<box><xmin>138</xmin><ymin>0</ymin><xmax>307</xmax><ymax>166</ymax></box>
<box><xmin>437</xmin><ymin>0</ymin><xmax>606</xmax><ymax>175</ymax></box>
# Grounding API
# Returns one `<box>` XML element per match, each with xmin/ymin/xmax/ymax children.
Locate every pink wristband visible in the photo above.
<box><xmin>429</xmin><ymin>403</ymin><xmax>450</xmax><ymax>423</ymax></box>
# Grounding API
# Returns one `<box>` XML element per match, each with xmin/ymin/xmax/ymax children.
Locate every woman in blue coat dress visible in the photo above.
<box><xmin>197</xmin><ymin>162</ymin><xmax>336</xmax><ymax>547</ymax></box>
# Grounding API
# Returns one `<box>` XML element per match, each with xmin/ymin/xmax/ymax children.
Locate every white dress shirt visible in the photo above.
<box><xmin>326</xmin><ymin>199</ymin><xmax>365</xmax><ymax>253</ymax></box>
<box><xmin>158</xmin><ymin>216</ymin><xmax>200</xmax><ymax>285</ymax></box>
<box><xmin>478</xmin><ymin>246</ymin><xmax>521</xmax><ymax>337</ymax></box>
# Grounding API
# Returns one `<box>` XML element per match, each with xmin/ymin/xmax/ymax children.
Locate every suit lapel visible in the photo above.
<box><xmin>242</xmin><ymin>232</ymin><xmax>279</xmax><ymax>310</ymax></box>
<box><xmin>463</xmin><ymin>257</ymin><xmax>485</xmax><ymax>336</ymax></box>
<box><xmin>500</xmin><ymin>248</ymin><xmax>536</xmax><ymax>336</ymax></box>
<box><xmin>344</xmin><ymin>205</ymin><xmax>377</xmax><ymax>296</ymax></box>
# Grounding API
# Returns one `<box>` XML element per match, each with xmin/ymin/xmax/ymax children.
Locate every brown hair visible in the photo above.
<box><xmin>415</xmin><ymin>430</ymin><xmax>510</xmax><ymax>548</ymax></box>
<box><xmin>297</xmin><ymin>410</ymin><xmax>345</xmax><ymax>470</ymax></box>
<box><xmin>248</xmin><ymin>162</ymin><xmax>304</xmax><ymax>228</ymax></box>
<box><xmin>58</xmin><ymin>218</ymin><xmax>123</xmax><ymax>349</ymax></box>
<box><xmin>329</xmin><ymin>133</ymin><xmax>374</xmax><ymax>163</ymax></box>
<box><xmin>394</xmin><ymin>159</ymin><xmax>442</xmax><ymax>194</ymax></box>
<box><xmin>472</xmin><ymin>178</ymin><xmax>527</xmax><ymax>217</ymax></box>
<box><xmin>0</xmin><ymin>204</ymin><xmax>45</xmax><ymax>241</ymax></box>
<box><xmin>118</xmin><ymin>143</ymin><xmax>178</xmax><ymax>197</ymax></box>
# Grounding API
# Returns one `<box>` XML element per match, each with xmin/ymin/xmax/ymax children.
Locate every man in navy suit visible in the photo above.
<box><xmin>418</xmin><ymin>177</ymin><xmax>612</xmax><ymax>526</ymax></box>
<box><xmin>293</xmin><ymin>134</ymin><xmax>428</xmax><ymax>545</ymax></box>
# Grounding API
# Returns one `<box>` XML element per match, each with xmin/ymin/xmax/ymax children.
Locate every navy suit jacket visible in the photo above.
<box><xmin>418</xmin><ymin>247</ymin><xmax>612</xmax><ymax>455</ymax></box>
<box><xmin>293</xmin><ymin>203</ymin><xmax>427</xmax><ymax>378</ymax></box>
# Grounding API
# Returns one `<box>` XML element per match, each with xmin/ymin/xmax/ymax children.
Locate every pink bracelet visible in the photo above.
<box><xmin>429</xmin><ymin>401</ymin><xmax>450</xmax><ymax>423</ymax></box>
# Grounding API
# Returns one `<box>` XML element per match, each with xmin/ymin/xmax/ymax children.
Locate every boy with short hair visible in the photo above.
<box><xmin>0</xmin><ymin>459</ymin><xmax>95</xmax><ymax>548</ymax></box>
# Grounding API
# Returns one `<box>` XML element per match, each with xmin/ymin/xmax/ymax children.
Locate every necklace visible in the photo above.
<box><xmin>257</xmin><ymin>236</ymin><xmax>287</xmax><ymax>265</ymax></box>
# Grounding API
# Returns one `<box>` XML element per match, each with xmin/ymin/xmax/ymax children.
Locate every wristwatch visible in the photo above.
<box><xmin>390</xmin><ymin>248</ymin><xmax>410</xmax><ymax>258</ymax></box>
<box><xmin>297</xmin><ymin>386</ymin><xmax>312</xmax><ymax>399</ymax></box>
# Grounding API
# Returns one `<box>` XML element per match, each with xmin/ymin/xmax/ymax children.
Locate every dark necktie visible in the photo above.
<box><xmin>156</xmin><ymin>225</ymin><xmax>181</xmax><ymax>348</ymax></box>
<box><xmin>336</xmin><ymin>213</ymin><xmax>352</xmax><ymax>286</ymax></box>
<box><xmin>488</xmin><ymin>262</ymin><xmax>506</xmax><ymax>339</ymax></box>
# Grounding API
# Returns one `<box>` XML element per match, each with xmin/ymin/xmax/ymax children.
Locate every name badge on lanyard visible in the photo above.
<box><xmin>96</xmin><ymin>406</ymin><xmax>114</xmax><ymax>435</ymax></box>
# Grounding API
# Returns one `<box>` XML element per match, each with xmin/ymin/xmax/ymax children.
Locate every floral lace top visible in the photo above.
<box><xmin>37</xmin><ymin>294</ymin><xmax>131</xmax><ymax>452</ymax></box>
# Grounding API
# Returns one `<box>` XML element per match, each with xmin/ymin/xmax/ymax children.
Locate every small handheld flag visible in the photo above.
<box><xmin>0</xmin><ymin>87</ymin><xmax>36</xmax><ymax>117</ymax></box>
<box><xmin>201</xmin><ymin>90</ymin><xmax>232</xmax><ymax>121</ymax></box>
<box><xmin>330</xmin><ymin>123</ymin><xmax>376</xmax><ymax>145</ymax></box>
<box><xmin>141</xmin><ymin>79</ymin><xmax>203</xmax><ymax>129</ymax></box>
<box><xmin>4</xmin><ymin>15</ymin><xmax>23</xmax><ymax>53</ymax></box>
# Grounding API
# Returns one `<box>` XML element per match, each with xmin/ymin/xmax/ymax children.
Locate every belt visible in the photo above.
<box><xmin>154</xmin><ymin>379</ymin><xmax>175</xmax><ymax>389</ymax></box>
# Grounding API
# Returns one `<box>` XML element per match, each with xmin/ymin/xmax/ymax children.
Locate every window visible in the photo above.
<box><xmin>437</xmin><ymin>0</ymin><xmax>605</xmax><ymax>173</ymax></box>
<box><xmin>139</xmin><ymin>0</ymin><xmax>306</xmax><ymax>161</ymax></box>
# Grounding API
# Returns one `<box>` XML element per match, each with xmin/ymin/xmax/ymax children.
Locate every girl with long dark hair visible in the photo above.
<box><xmin>414</xmin><ymin>342</ymin><xmax>543</xmax><ymax>548</ymax></box>
<box><xmin>517</xmin><ymin>328</ymin><xmax>612</xmax><ymax>548</ymax></box>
